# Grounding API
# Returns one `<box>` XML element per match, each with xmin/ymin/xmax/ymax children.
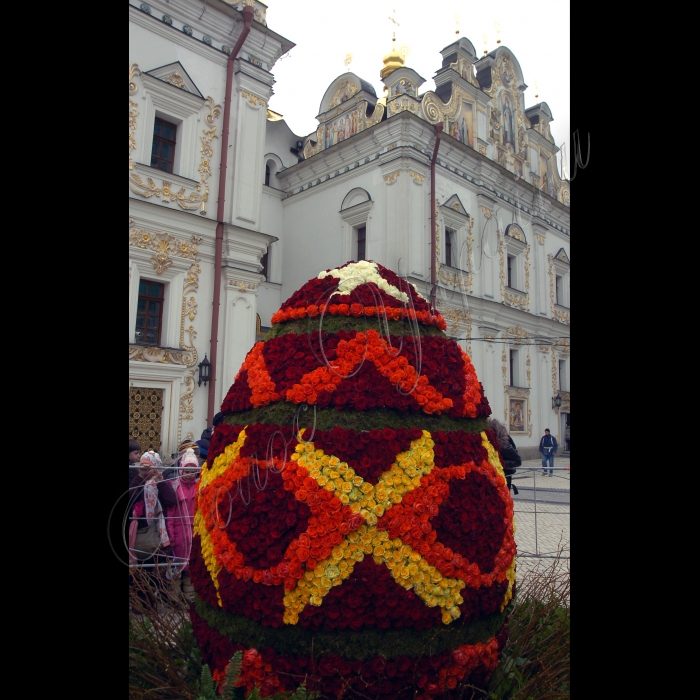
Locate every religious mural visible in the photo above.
<box><xmin>324</xmin><ymin>108</ymin><xmax>360</xmax><ymax>149</ymax></box>
<box><xmin>539</xmin><ymin>153</ymin><xmax>558</xmax><ymax>198</ymax></box>
<box><xmin>446</xmin><ymin>101</ymin><xmax>474</xmax><ymax>149</ymax></box>
<box><xmin>502</xmin><ymin>93</ymin><xmax>515</xmax><ymax>150</ymax></box>
<box><xmin>391</xmin><ymin>79</ymin><xmax>415</xmax><ymax>97</ymax></box>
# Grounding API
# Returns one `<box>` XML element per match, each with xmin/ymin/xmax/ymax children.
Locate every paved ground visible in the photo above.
<box><xmin>509</xmin><ymin>456</ymin><xmax>570</xmax><ymax>583</ymax></box>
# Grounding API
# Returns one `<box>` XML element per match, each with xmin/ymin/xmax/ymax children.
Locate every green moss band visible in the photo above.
<box><xmin>265</xmin><ymin>316</ymin><xmax>446</xmax><ymax>340</ymax></box>
<box><xmin>223</xmin><ymin>404</ymin><xmax>489</xmax><ymax>434</ymax></box>
<box><xmin>193</xmin><ymin>596</ymin><xmax>507</xmax><ymax>661</ymax></box>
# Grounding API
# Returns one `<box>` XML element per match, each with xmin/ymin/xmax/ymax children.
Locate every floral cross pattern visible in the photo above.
<box><xmin>194</xmin><ymin>429</ymin><xmax>516</xmax><ymax>624</ymax></box>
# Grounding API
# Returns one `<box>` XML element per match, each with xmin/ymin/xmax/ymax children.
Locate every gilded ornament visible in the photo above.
<box><xmin>241</xmin><ymin>90</ymin><xmax>267</xmax><ymax>107</ymax></box>
<box><xmin>229</xmin><ymin>280</ymin><xmax>257</xmax><ymax>292</ymax></box>
<box><xmin>383</xmin><ymin>171</ymin><xmax>401</xmax><ymax>184</ymax></box>
<box><xmin>166</xmin><ymin>72</ymin><xmax>186</xmax><ymax>88</ymax></box>
<box><xmin>535</xmin><ymin>233</ymin><xmax>545</xmax><ymax>245</ymax></box>
<box><xmin>479</xmin><ymin>145</ymin><xmax>487</xmax><ymax>156</ymax></box>
<box><xmin>547</xmin><ymin>253</ymin><xmax>570</xmax><ymax>325</ymax></box>
<box><xmin>329</xmin><ymin>80</ymin><xmax>359</xmax><ymax>109</ymax></box>
<box><xmin>480</xmin><ymin>206</ymin><xmax>494</xmax><ymax>219</ymax></box>
<box><xmin>506</xmin><ymin>224</ymin><xmax>525</xmax><ymax>243</ymax></box>
<box><xmin>388</xmin><ymin>96</ymin><xmax>418</xmax><ymax>116</ymax></box>
<box><xmin>129</xmin><ymin>63</ymin><xmax>141</xmax><ymax>170</ymax></box>
<box><xmin>365</xmin><ymin>102</ymin><xmax>385</xmax><ymax>127</ymax></box>
<box><xmin>409</xmin><ymin>171</ymin><xmax>425</xmax><ymax>185</ymax></box>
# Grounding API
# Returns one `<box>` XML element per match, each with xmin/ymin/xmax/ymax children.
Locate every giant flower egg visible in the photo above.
<box><xmin>190</xmin><ymin>261</ymin><xmax>516</xmax><ymax>698</ymax></box>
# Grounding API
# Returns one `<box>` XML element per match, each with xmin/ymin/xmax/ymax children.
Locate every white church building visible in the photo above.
<box><xmin>129</xmin><ymin>0</ymin><xmax>570</xmax><ymax>459</ymax></box>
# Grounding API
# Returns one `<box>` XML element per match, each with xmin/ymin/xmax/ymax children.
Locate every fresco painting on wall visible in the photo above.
<box><xmin>509</xmin><ymin>398</ymin><xmax>527</xmax><ymax>433</ymax></box>
<box><xmin>391</xmin><ymin>79</ymin><xmax>415</xmax><ymax>97</ymax></box>
<box><xmin>324</xmin><ymin>109</ymin><xmax>360</xmax><ymax>149</ymax></box>
<box><xmin>502</xmin><ymin>94</ymin><xmax>515</xmax><ymax>149</ymax></box>
<box><xmin>446</xmin><ymin>101</ymin><xmax>474</xmax><ymax>148</ymax></box>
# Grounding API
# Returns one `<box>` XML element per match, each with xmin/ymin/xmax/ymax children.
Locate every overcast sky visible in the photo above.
<box><xmin>265</xmin><ymin>0</ymin><xmax>570</xmax><ymax>176</ymax></box>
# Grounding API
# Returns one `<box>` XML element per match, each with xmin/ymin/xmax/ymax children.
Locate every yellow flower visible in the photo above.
<box><xmin>329</xmin><ymin>456</ymin><xmax>340</xmax><ymax>467</ymax></box>
<box><xmin>304</xmin><ymin>443</ymin><xmax>315</xmax><ymax>453</ymax></box>
<box><xmin>339</xmin><ymin>493</ymin><xmax>350</xmax><ymax>504</ymax></box>
<box><xmin>352</xmin><ymin>476</ymin><xmax>364</xmax><ymax>486</ymax></box>
<box><xmin>373</xmin><ymin>504</ymin><xmax>385</xmax><ymax>517</ymax></box>
<box><xmin>341</xmin><ymin>481</ymin><xmax>353</xmax><ymax>493</ymax></box>
<box><xmin>317</xmin><ymin>475</ymin><xmax>328</xmax><ymax>486</ymax></box>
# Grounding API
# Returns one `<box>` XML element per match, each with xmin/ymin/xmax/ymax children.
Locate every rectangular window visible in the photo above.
<box><xmin>510</xmin><ymin>349</ymin><xmax>519</xmax><ymax>387</ymax></box>
<box><xmin>261</xmin><ymin>250</ymin><xmax>269</xmax><ymax>281</ymax></box>
<box><xmin>559</xmin><ymin>360</ymin><xmax>566</xmax><ymax>390</ymax></box>
<box><xmin>135</xmin><ymin>280</ymin><xmax>165</xmax><ymax>345</ymax></box>
<box><xmin>357</xmin><ymin>226</ymin><xmax>366</xmax><ymax>261</ymax></box>
<box><xmin>555</xmin><ymin>274</ymin><xmax>564</xmax><ymax>305</ymax></box>
<box><xmin>507</xmin><ymin>254</ymin><xmax>517</xmax><ymax>289</ymax></box>
<box><xmin>445</xmin><ymin>227</ymin><xmax>455</xmax><ymax>267</ymax></box>
<box><xmin>150</xmin><ymin>117</ymin><xmax>177</xmax><ymax>174</ymax></box>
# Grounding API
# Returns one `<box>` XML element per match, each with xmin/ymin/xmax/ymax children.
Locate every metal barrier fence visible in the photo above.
<box><xmin>120</xmin><ymin>465</ymin><xmax>570</xmax><ymax>569</ymax></box>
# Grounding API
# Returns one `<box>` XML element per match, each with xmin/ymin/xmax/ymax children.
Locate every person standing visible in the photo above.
<box><xmin>488</xmin><ymin>417</ymin><xmax>521</xmax><ymax>495</ymax></box>
<box><xmin>539</xmin><ymin>428</ymin><xmax>558</xmax><ymax>476</ymax></box>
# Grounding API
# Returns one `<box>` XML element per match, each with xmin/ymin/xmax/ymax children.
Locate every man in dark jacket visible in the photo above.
<box><xmin>539</xmin><ymin>429</ymin><xmax>558</xmax><ymax>476</ymax></box>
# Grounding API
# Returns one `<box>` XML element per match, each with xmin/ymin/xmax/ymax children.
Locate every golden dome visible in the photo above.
<box><xmin>380</xmin><ymin>37</ymin><xmax>404</xmax><ymax>79</ymax></box>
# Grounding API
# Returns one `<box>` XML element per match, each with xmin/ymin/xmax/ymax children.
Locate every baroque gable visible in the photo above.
<box><xmin>554</xmin><ymin>248</ymin><xmax>570</xmax><ymax>265</ymax></box>
<box><xmin>302</xmin><ymin>73</ymin><xmax>385</xmax><ymax>158</ymax></box>
<box><xmin>145</xmin><ymin>62</ymin><xmax>204</xmax><ymax>98</ymax></box>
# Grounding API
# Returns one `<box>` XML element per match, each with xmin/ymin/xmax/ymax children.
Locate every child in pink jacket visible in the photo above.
<box><xmin>165</xmin><ymin>448</ymin><xmax>200</xmax><ymax>587</ymax></box>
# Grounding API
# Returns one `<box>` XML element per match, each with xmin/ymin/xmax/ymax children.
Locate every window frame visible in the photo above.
<box><xmin>509</xmin><ymin>348</ymin><xmax>521</xmax><ymax>388</ymax></box>
<box><xmin>150</xmin><ymin>117</ymin><xmax>178</xmax><ymax>174</ymax></box>
<box><xmin>136</xmin><ymin>279</ymin><xmax>166</xmax><ymax>346</ymax></box>
<box><xmin>356</xmin><ymin>225</ymin><xmax>367</xmax><ymax>261</ymax></box>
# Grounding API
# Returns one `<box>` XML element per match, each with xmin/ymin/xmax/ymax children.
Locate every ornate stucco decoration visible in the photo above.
<box><xmin>129</xmin><ymin>221</ymin><xmax>202</xmax><ymax>368</ymax></box>
<box><xmin>438</xmin><ymin>268</ymin><xmax>469</xmax><ymax>292</ymax></box>
<box><xmin>547</xmin><ymin>253</ymin><xmax>571</xmax><ymax>325</ymax></box>
<box><xmin>499</xmin><ymin>230</ymin><xmax>531</xmax><ymax>311</ymax></box>
<box><xmin>421</xmin><ymin>85</ymin><xmax>477</xmax><ymax>146</ymax></box>
<box><xmin>241</xmin><ymin>90</ymin><xmax>267</xmax><ymax>108</ymax></box>
<box><xmin>478</xmin><ymin>145</ymin><xmax>487</xmax><ymax>156</ymax></box>
<box><xmin>560</xmin><ymin>183</ymin><xmax>570</xmax><ymax>206</ymax></box>
<box><xmin>505</xmin><ymin>224</ymin><xmax>526</xmax><ymax>243</ymax></box>
<box><xmin>409</xmin><ymin>171</ymin><xmax>424</xmax><ymax>185</ymax></box>
<box><xmin>437</xmin><ymin>304</ymin><xmax>472</xmax><ymax>355</ymax></box>
<box><xmin>365</xmin><ymin>102</ymin><xmax>385</xmax><ymax>127</ymax></box>
<box><xmin>480</xmin><ymin>206</ymin><xmax>494</xmax><ymax>219</ymax></box>
<box><xmin>449</xmin><ymin>56</ymin><xmax>480</xmax><ymax>87</ymax></box>
<box><xmin>167</xmin><ymin>72</ymin><xmax>185</xmax><ymax>88</ymax></box>
<box><xmin>535</xmin><ymin>233</ymin><xmax>545</xmax><ymax>245</ymax></box>
<box><xmin>506</xmin><ymin>325</ymin><xmax>529</xmax><ymax>340</ymax></box>
<box><xmin>383</xmin><ymin>170</ymin><xmax>401</xmax><ymax>184</ymax></box>
<box><xmin>179</xmin><ymin>369</ymin><xmax>197</xmax><ymax>435</ymax></box>
<box><xmin>388</xmin><ymin>96</ymin><xmax>418</xmax><ymax>116</ymax></box>
<box><xmin>129</xmin><ymin>96</ymin><xmax>221</xmax><ymax>215</ymax></box>
<box><xmin>129</xmin><ymin>227</ymin><xmax>201</xmax><ymax>275</ymax></box>
<box><xmin>329</xmin><ymin>79</ymin><xmax>359</xmax><ymax>109</ymax></box>
<box><xmin>229</xmin><ymin>280</ymin><xmax>258</xmax><ymax>292</ymax></box>
<box><xmin>129</xmin><ymin>63</ymin><xmax>141</xmax><ymax>170</ymax></box>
